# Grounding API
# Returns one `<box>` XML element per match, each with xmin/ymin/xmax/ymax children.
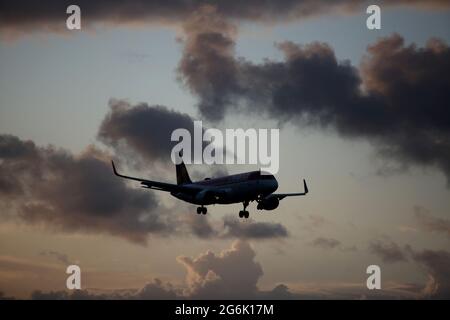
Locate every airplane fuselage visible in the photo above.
<box><xmin>170</xmin><ymin>171</ymin><xmax>278</xmax><ymax>205</ymax></box>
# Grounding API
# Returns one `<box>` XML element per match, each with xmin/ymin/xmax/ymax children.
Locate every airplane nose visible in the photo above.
<box><xmin>272</xmin><ymin>177</ymin><xmax>278</xmax><ymax>192</ymax></box>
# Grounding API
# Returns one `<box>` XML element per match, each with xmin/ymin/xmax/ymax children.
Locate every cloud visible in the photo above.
<box><xmin>135</xmin><ymin>279</ymin><xmax>181</xmax><ymax>299</ymax></box>
<box><xmin>1</xmin><ymin>1</ymin><xmax>449</xmax><ymax>38</ymax></box>
<box><xmin>221</xmin><ymin>216</ymin><xmax>288</xmax><ymax>239</ymax></box>
<box><xmin>414</xmin><ymin>206</ymin><xmax>450</xmax><ymax>237</ymax></box>
<box><xmin>181</xmin><ymin>214</ymin><xmax>289</xmax><ymax>240</ymax></box>
<box><xmin>298</xmin><ymin>214</ymin><xmax>335</xmax><ymax>235</ymax></box>
<box><xmin>23</xmin><ymin>240</ymin><xmax>437</xmax><ymax>300</ymax></box>
<box><xmin>0</xmin><ymin>252</ymin><xmax>186</xmax><ymax>299</ymax></box>
<box><xmin>31</xmin><ymin>278</ymin><xmax>181</xmax><ymax>300</ymax></box>
<box><xmin>360</xmin><ymin>36</ymin><xmax>450</xmax><ymax>182</ymax></box>
<box><xmin>0</xmin><ymin>132</ymin><xmax>289</xmax><ymax>247</ymax></box>
<box><xmin>176</xmin><ymin>240</ymin><xmax>263</xmax><ymax>298</ymax></box>
<box><xmin>177</xmin><ymin>6</ymin><xmax>240</xmax><ymax>122</ymax></box>
<box><xmin>1</xmin><ymin>133</ymin><xmax>288</xmax><ymax>243</ymax></box>
<box><xmin>0</xmin><ymin>134</ymin><xmax>176</xmax><ymax>244</ymax></box>
<box><xmin>39</xmin><ymin>251</ymin><xmax>72</xmax><ymax>265</ymax></box>
<box><xmin>97</xmin><ymin>99</ymin><xmax>228</xmax><ymax>178</ymax></box>
<box><xmin>0</xmin><ymin>255</ymin><xmax>67</xmax><ymax>298</ymax></box>
<box><xmin>368</xmin><ymin>238</ymin><xmax>450</xmax><ymax>299</ymax></box>
<box><xmin>282</xmin><ymin>282</ymin><xmax>422</xmax><ymax>300</ymax></box>
<box><xmin>302</xmin><ymin>214</ymin><xmax>328</xmax><ymax>229</ymax></box>
<box><xmin>0</xmin><ymin>291</ymin><xmax>15</xmax><ymax>300</ymax></box>
<box><xmin>28</xmin><ymin>240</ymin><xmax>303</xmax><ymax>300</ymax></box>
<box><xmin>177</xmin><ymin>16</ymin><xmax>450</xmax><ymax>184</ymax></box>
<box><xmin>369</xmin><ymin>239</ymin><xmax>408</xmax><ymax>263</ymax></box>
<box><xmin>180</xmin><ymin>213</ymin><xmax>219</xmax><ymax>240</ymax></box>
<box><xmin>310</xmin><ymin>237</ymin><xmax>341</xmax><ymax>249</ymax></box>
<box><xmin>309</xmin><ymin>237</ymin><xmax>357</xmax><ymax>252</ymax></box>
<box><xmin>28</xmin><ymin>240</ymin><xmax>268</xmax><ymax>299</ymax></box>
<box><xmin>98</xmin><ymin>99</ymin><xmax>196</xmax><ymax>169</ymax></box>
<box><xmin>409</xmin><ymin>248</ymin><xmax>450</xmax><ymax>299</ymax></box>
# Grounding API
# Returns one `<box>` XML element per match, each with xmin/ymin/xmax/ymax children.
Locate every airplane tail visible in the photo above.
<box><xmin>176</xmin><ymin>152</ymin><xmax>192</xmax><ymax>185</ymax></box>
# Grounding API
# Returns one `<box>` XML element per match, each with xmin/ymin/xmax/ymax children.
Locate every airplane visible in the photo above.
<box><xmin>111</xmin><ymin>153</ymin><xmax>308</xmax><ymax>219</ymax></box>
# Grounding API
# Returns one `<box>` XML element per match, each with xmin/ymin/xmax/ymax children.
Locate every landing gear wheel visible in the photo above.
<box><xmin>197</xmin><ymin>206</ymin><xmax>207</xmax><ymax>214</ymax></box>
<box><xmin>239</xmin><ymin>201</ymin><xmax>250</xmax><ymax>218</ymax></box>
<box><xmin>239</xmin><ymin>210</ymin><xmax>249</xmax><ymax>218</ymax></box>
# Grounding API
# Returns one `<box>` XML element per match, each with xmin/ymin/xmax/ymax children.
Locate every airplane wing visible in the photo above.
<box><xmin>272</xmin><ymin>179</ymin><xmax>308</xmax><ymax>200</ymax></box>
<box><xmin>112</xmin><ymin>161</ymin><xmax>186</xmax><ymax>192</ymax></box>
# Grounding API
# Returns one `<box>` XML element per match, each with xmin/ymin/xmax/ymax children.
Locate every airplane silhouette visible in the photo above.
<box><xmin>112</xmin><ymin>153</ymin><xmax>308</xmax><ymax>218</ymax></box>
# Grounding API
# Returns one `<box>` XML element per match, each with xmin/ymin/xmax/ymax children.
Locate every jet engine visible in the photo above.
<box><xmin>257</xmin><ymin>195</ymin><xmax>279</xmax><ymax>210</ymax></box>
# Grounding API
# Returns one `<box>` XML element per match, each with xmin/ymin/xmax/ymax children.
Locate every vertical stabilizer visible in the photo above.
<box><xmin>176</xmin><ymin>152</ymin><xmax>192</xmax><ymax>185</ymax></box>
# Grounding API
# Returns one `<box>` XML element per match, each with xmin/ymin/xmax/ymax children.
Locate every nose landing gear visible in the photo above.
<box><xmin>196</xmin><ymin>206</ymin><xmax>207</xmax><ymax>215</ymax></box>
<box><xmin>238</xmin><ymin>200</ymin><xmax>250</xmax><ymax>219</ymax></box>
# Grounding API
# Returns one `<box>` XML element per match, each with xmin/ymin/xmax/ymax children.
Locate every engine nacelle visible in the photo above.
<box><xmin>257</xmin><ymin>195</ymin><xmax>279</xmax><ymax>210</ymax></box>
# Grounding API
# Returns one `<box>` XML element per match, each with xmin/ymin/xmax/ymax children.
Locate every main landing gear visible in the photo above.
<box><xmin>196</xmin><ymin>206</ymin><xmax>207</xmax><ymax>215</ymax></box>
<box><xmin>238</xmin><ymin>200</ymin><xmax>249</xmax><ymax>219</ymax></box>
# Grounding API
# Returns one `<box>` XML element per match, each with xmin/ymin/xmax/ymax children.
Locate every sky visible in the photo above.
<box><xmin>0</xmin><ymin>1</ymin><xmax>450</xmax><ymax>300</ymax></box>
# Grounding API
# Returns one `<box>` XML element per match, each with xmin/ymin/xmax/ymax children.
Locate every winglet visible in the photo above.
<box><xmin>303</xmin><ymin>179</ymin><xmax>308</xmax><ymax>194</ymax></box>
<box><xmin>112</xmin><ymin>160</ymin><xmax>119</xmax><ymax>176</ymax></box>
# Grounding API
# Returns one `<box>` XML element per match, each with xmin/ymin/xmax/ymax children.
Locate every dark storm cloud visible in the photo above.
<box><xmin>0</xmin><ymin>134</ymin><xmax>176</xmax><ymax>244</ymax></box>
<box><xmin>178</xmin><ymin>11</ymin><xmax>450</xmax><ymax>184</ymax></box>
<box><xmin>369</xmin><ymin>239</ymin><xmax>408</xmax><ymax>263</ymax></box>
<box><xmin>0</xmin><ymin>134</ymin><xmax>38</xmax><ymax>159</ymax></box>
<box><xmin>177</xmin><ymin>6</ymin><xmax>240</xmax><ymax>122</ymax></box>
<box><xmin>2</xmin><ymin>1</ymin><xmax>449</xmax><ymax>37</ymax></box>
<box><xmin>360</xmin><ymin>36</ymin><xmax>450</xmax><ymax>182</ymax></box>
<box><xmin>0</xmin><ymin>134</ymin><xmax>41</xmax><ymax>197</ymax></box>
<box><xmin>98</xmin><ymin>99</ymin><xmax>195</xmax><ymax>166</ymax></box>
<box><xmin>414</xmin><ymin>206</ymin><xmax>450</xmax><ymax>237</ymax></box>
